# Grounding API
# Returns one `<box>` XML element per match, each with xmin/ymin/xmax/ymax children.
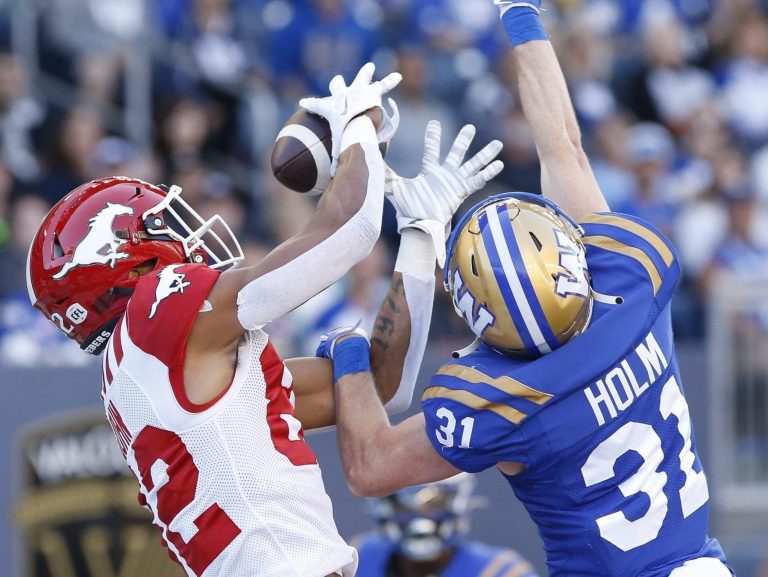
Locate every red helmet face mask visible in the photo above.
<box><xmin>26</xmin><ymin>177</ymin><xmax>244</xmax><ymax>355</ymax></box>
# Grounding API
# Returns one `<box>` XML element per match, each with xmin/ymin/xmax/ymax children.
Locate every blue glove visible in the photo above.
<box><xmin>316</xmin><ymin>325</ymin><xmax>371</xmax><ymax>383</ymax></box>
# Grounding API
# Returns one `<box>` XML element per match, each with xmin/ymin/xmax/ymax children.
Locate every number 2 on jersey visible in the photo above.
<box><xmin>133</xmin><ymin>427</ymin><xmax>241</xmax><ymax>574</ymax></box>
<box><xmin>581</xmin><ymin>376</ymin><xmax>709</xmax><ymax>551</ymax></box>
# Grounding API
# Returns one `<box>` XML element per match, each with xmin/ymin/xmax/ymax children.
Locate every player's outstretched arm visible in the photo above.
<box><xmin>317</xmin><ymin>331</ymin><xmax>461</xmax><ymax>496</ymax></box>
<box><xmin>185</xmin><ymin>64</ymin><xmax>399</xmax><ymax>405</ymax></box>
<box><xmin>291</xmin><ymin>123</ymin><xmax>503</xmax><ymax>428</ymax></box>
<box><xmin>495</xmin><ymin>1</ymin><xmax>608</xmax><ymax>221</ymax></box>
<box><xmin>372</xmin><ymin>121</ymin><xmax>503</xmax><ymax>411</ymax></box>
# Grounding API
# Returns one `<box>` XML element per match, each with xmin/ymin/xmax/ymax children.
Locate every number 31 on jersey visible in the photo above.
<box><xmin>435</xmin><ymin>407</ymin><xmax>475</xmax><ymax>449</ymax></box>
<box><xmin>581</xmin><ymin>375</ymin><xmax>709</xmax><ymax>552</ymax></box>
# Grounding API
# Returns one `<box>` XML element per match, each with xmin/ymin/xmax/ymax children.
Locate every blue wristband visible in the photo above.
<box><xmin>331</xmin><ymin>335</ymin><xmax>371</xmax><ymax>383</ymax></box>
<box><xmin>501</xmin><ymin>5</ymin><xmax>549</xmax><ymax>48</ymax></box>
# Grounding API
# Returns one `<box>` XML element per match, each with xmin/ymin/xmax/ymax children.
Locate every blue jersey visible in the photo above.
<box><xmin>422</xmin><ymin>213</ymin><xmax>732</xmax><ymax>577</ymax></box>
<box><xmin>355</xmin><ymin>535</ymin><xmax>538</xmax><ymax>577</ymax></box>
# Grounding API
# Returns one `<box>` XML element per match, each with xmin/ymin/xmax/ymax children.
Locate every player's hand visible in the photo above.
<box><xmin>315</xmin><ymin>324</ymin><xmax>370</xmax><ymax>361</ymax></box>
<box><xmin>385</xmin><ymin>121</ymin><xmax>503</xmax><ymax>267</ymax></box>
<box><xmin>299</xmin><ymin>62</ymin><xmax>402</xmax><ymax>176</ymax></box>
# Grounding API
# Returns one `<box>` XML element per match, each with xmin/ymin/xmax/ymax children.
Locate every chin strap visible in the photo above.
<box><xmin>590</xmin><ymin>287</ymin><xmax>624</xmax><ymax>306</ymax></box>
<box><xmin>452</xmin><ymin>338</ymin><xmax>482</xmax><ymax>359</ymax></box>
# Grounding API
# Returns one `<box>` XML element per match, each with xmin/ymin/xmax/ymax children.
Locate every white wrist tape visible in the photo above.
<box><xmin>237</xmin><ymin>140</ymin><xmax>385</xmax><ymax>329</ymax></box>
<box><xmin>341</xmin><ymin>115</ymin><xmax>379</xmax><ymax>154</ymax></box>
<box><xmin>383</xmin><ymin>230</ymin><xmax>436</xmax><ymax>415</ymax></box>
<box><xmin>394</xmin><ymin>228</ymin><xmax>437</xmax><ymax>280</ymax></box>
<box><xmin>384</xmin><ymin>270</ymin><xmax>435</xmax><ymax>415</ymax></box>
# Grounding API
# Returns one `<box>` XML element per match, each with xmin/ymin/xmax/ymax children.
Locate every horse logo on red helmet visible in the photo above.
<box><xmin>52</xmin><ymin>202</ymin><xmax>134</xmax><ymax>279</ymax></box>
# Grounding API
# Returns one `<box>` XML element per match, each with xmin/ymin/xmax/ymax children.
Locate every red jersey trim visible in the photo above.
<box><xmin>113</xmin><ymin>317</ymin><xmax>125</xmax><ymax>365</ymax></box>
<box><xmin>168</xmin><ymin>350</ymin><xmax>238</xmax><ymax>413</ymax></box>
<box><xmin>126</xmin><ymin>264</ymin><xmax>224</xmax><ymax>413</ymax></box>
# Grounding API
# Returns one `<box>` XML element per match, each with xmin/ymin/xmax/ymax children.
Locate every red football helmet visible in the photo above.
<box><xmin>26</xmin><ymin>176</ymin><xmax>244</xmax><ymax>354</ymax></box>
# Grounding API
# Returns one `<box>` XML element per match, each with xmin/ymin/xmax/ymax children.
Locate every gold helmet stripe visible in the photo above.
<box><xmin>583</xmin><ymin>235</ymin><xmax>663</xmax><ymax>294</ymax></box>
<box><xmin>436</xmin><ymin>365</ymin><xmax>553</xmax><ymax>405</ymax></box>
<box><xmin>422</xmin><ymin>386</ymin><xmax>527</xmax><ymax>424</ymax></box>
<box><xmin>580</xmin><ymin>214</ymin><xmax>674</xmax><ymax>266</ymax></box>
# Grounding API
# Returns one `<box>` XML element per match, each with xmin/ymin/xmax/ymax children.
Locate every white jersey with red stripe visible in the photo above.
<box><xmin>101</xmin><ymin>263</ymin><xmax>356</xmax><ymax>577</ymax></box>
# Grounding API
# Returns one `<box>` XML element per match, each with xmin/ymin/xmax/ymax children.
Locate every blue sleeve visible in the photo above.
<box><xmin>421</xmin><ymin>379</ymin><xmax>531</xmax><ymax>473</ymax></box>
<box><xmin>580</xmin><ymin>212</ymin><xmax>681</xmax><ymax>307</ymax></box>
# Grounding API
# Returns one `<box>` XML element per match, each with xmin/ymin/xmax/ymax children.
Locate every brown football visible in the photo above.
<box><xmin>271</xmin><ymin>108</ymin><xmax>333</xmax><ymax>196</ymax></box>
<box><xmin>271</xmin><ymin>108</ymin><xmax>389</xmax><ymax>195</ymax></box>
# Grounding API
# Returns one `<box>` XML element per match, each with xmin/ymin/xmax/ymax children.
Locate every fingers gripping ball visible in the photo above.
<box><xmin>271</xmin><ymin>108</ymin><xmax>392</xmax><ymax>196</ymax></box>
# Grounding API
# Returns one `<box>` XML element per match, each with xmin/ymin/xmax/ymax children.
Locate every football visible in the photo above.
<box><xmin>271</xmin><ymin>108</ymin><xmax>333</xmax><ymax>196</ymax></box>
<box><xmin>271</xmin><ymin>108</ymin><xmax>389</xmax><ymax>195</ymax></box>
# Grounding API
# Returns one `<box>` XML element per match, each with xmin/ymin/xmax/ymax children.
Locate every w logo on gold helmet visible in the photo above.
<box><xmin>444</xmin><ymin>193</ymin><xmax>592</xmax><ymax>357</ymax></box>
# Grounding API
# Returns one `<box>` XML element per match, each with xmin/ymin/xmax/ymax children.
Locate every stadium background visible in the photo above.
<box><xmin>1</xmin><ymin>0</ymin><xmax>767</xmax><ymax>575</ymax></box>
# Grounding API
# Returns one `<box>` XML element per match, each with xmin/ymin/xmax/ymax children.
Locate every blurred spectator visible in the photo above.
<box><xmin>700</xmin><ymin>185</ymin><xmax>768</xmax><ymax>297</ymax></box>
<box><xmin>356</xmin><ymin>474</ymin><xmax>539</xmax><ymax>577</ymax></box>
<box><xmin>38</xmin><ymin>106</ymin><xmax>106</xmax><ymax>204</ymax></box>
<box><xmin>466</xmin><ymin>50</ymin><xmax>541</xmax><ymax>194</ymax></box>
<box><xmin>403</xmin><ymin>0</ymin><xmax>503</xmax><ymax>100</ymax></box>
<box><xmin>267</xmin><ymin>0</ymin><xmax>379</xmax><ymax>98</ymax></box>
<box><xmin>0</xmin><ymin>162</ymin><xmax>13</xmax><ymax>243</ymax></box>
<box><xmin>383</xmin><ymin>46</ymin><xmax>458</xmax><ymax>178</ymax></box>
<box><xmin>615</xmin><ymin>122</ymin><xmax>680</xmax><ymax>237</ymax></box>
<box><xmin>157</xmin><ymin>0</ymin><xmax>249</xmax><ymax>158</ymax></box>
<box><xmin>41</xmin><ymin>0</ymin><xmax>143</xmax><ymax>109</ymax></box>
<box><xmin>186</xmin><ymin>0</ymin><xmax>248</xmax><ymax>92</ymax></box>
<box><xmin>0</xmin><ymin>194</ymin><xmax>87</xmax><ymax>366</ymax></box>
<box><xmin>0</xmin><ymin>52</ymin><xmax>46</xmax><ymax>182</ymax></box>
<box><xmin>642</xmin><ymin>15</ymin><xmax>714</xmax><ymax>134</ymax></box>
<box><xmin>158</xmin><ymin>97</ymin><xmax>212</xmax><ymax>176</ymax></box>
<box><xmin>88</xmin><ymin>135</ymin><xmax>162</xmax><ymax>182</ymax></box>
<box><xmin>558</xmin><ymin>21</ymin><xmax>617</xmax><ymax>130</ymax></box>
<box><xmin>0</xmin><ymin>194</ymin><xmax>46</xmax><ymax>300</ymax></box>
<box><xmin>590</xmin><ymin>113</ymin><xmax>636</xmax><ymax>207</ymax></box>
<box><xmin>719</xmin><ymin>12</ymin><xmax>768</xmax><ymax>149</ymax></box>
<box><xmin>700</xmin><ymin>185</ymin><xmax>768</xmax><ymax>478</ymax></box>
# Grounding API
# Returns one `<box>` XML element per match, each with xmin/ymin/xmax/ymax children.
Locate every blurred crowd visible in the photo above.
<box><xmin>1</xmin><ymin>0</ymin><xmax>768</xmax><ymax>365</ymax></box>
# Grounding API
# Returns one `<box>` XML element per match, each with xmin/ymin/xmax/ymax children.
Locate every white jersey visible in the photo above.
<box><xmin>101</xmin><ymin>263</ymin><xmax>356</xmax><ymax>577</ymax></box>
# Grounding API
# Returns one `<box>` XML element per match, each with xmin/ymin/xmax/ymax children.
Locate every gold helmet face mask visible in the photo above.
<box><xmin>444</xmin><ymin>193</ymin><xmax>593</xmax><ymax>357</ymax></box>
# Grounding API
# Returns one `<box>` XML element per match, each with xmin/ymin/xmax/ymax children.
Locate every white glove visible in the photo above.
<box><xmin>299</xmin><ymin>62</ymin><xmax>402</xmax><ymax>176</ymax></box>
<box><xmin>386</xmin><ymin>120</ymin><xmax>504</xmax><ymax>268</ymax></box>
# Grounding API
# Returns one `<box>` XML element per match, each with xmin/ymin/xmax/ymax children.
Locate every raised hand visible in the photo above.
<box><xmin>386</xmin><ymin>120</ymin><xmax>504</xmax><ymax>267</ymax></box>
<box><xmin>299</xmin><ymin>62</ymin><xmax>402</xmax><ymax>176</ymax></box>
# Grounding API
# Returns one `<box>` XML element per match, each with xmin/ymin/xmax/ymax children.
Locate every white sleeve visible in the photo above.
<box><xmin>384</xmin><ymin>228</ymin><xmax>436</xmax><ymax>414</ymax></box>
<box><xmin>237</xmin><ymin>123</ymin><xmax>384</xmax><ymax>330</ymax></box>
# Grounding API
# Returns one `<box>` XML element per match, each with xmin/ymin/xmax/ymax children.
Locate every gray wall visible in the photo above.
<box><xmin>0</xmin><ymin>345</ymin><xmax>723</xmax><ymax>577</ymax></box>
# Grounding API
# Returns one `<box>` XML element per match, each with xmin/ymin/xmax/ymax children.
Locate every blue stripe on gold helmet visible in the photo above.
<box><xmin>444</xmin><ymin>193</ymin><xmax>593</xmax><ymax>357</ymax></box>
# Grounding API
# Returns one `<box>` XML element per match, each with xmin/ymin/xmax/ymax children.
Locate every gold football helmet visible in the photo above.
<box><xmin>444</xmin><ymin>192</ymin><xmax>592</xmax><ymax>357</ymax></box>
